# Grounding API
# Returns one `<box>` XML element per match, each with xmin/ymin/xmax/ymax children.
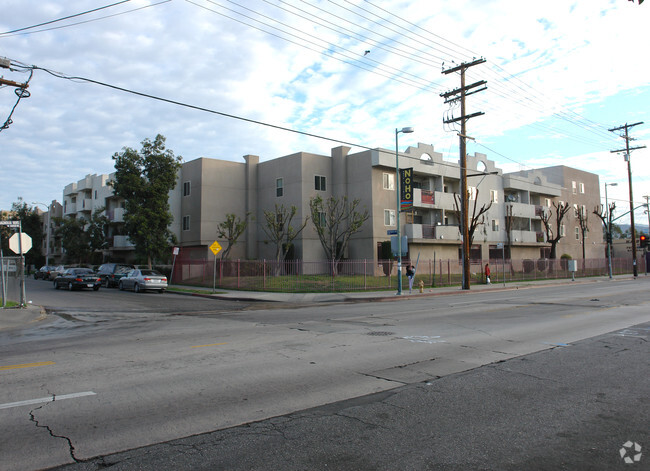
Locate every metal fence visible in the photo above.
<box><xmin>1</xmin><ymin>256</ymin><xmax>23</xmax><ymax>306</ymax></box>
<box><xmin>171</xmin><ymin>256</ymin><xmax>648</xmax><ymax>293</ymax></box>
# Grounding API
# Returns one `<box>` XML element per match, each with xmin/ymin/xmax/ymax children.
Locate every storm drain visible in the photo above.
<box><xmin>367</xmin><ymin>331</ymin><xmax>395</xmax><ymax>336</ymax></box>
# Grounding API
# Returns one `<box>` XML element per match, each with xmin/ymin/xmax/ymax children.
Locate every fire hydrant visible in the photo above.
<box><xmin>418</xmin><ymin>280</ymin><xmax>424</xmax><ymax>293</ymax></box>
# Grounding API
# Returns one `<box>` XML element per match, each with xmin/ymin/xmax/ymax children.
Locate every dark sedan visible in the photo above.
<box><xmin>53</xmin><ymin>268</ymin><xmax>102</xmax><ymax>291</ymax></box>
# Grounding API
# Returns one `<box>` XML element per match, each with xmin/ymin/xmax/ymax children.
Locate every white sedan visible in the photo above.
<box><xmin>118</xmin><ymin>269</ymin><xmax>168</xmax><ymax>293</ymax></box>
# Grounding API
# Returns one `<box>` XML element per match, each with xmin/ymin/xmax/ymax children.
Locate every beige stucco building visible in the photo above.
<box><xmin>173</xmin><ymin>143</ymin><xmax>604</xmax><ymax>264</ymax></box>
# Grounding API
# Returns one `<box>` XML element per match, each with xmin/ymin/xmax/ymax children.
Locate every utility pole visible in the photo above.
<box><xmin>609</xmin><ymin>122</ymin><xmax>646</xmax><ymax>278</ymax></box>
<box><xmin>441</xmin><ymin>58</ymin><xmax>487</xmax><ymax>290</ymax></box>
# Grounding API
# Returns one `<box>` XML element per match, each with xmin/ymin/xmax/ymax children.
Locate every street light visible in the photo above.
<box><xmin>395</xmin><ymin>126</ymin><xmax>414</xmax><ymax>295</ymax></box>
<box><xmin>604</xmin><ymin>183</ymin><xmax>617</xmax><ymax>279</ymax></box>
<box><xmin>32</xmin><ymin>201</ymin><xmax>51</xmax><ymax>266</ymax></box>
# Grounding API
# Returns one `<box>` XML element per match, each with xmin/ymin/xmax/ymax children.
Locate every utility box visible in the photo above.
<box><xmin>568</xmin><ymin>260</ymin><xmax>577</xmax><ymax>272</ymax></box>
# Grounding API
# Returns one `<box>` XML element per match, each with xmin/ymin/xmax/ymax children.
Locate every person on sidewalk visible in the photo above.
<box><xmin>485</xmin><ymin>263</ymin><xmax>491</xmax><ymax>284</ymax></box>
<box><xmin>406</xmin><ymin>264</ymin><xmax>416</xmax><ymax>293</ymax></box>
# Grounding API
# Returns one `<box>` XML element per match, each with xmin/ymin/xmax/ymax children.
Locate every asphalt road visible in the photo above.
<box><xmin>1</xmin><ymin>277</ymin><xmax>649</xmax><ymax>470</ymax></box>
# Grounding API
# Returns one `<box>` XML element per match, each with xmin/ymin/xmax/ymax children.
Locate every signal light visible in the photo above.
<box><xmin>640</xmin><ymin>234</ymin><xmax>647</xmax><ymax>249</ymax></box>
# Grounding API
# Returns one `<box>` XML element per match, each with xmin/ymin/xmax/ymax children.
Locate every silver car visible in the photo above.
<box><xmin>118</xmin><ymin>269</ymin><xmax>168</xmax><ymax>293</ymax></box>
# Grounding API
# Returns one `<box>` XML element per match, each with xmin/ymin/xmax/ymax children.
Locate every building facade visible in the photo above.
<box><xmin>58</xmin><ymin>143</ymin><xmax>604</xmax><ymax>264</ymax></box>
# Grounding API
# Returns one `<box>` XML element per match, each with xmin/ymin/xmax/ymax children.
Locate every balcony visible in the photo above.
<box><xmin>405</xmin><ymin>224</ymin><xmax>460</xmax><ymax>241</ymax></box>
<box><xmin>79</xmin><ymin>198</ymin><xmax>93</xmax><ymax>212</ymax></box>
<box><xmin>107</xmin><ymin>207</ymin><xmax>125</xmax><ymax>223</ymax></box>
<box><xmin>63</xmin><ymin>203</ymin><xmax>77</xmax><ymax>216</ymax></box>
<box><xmin>509</xmin><ymin>230</ymin><xmax>540</xmax><ymax>244</ymax></box>
<box><xmin>112</xmin><ymin>235</ymin><xmax>135</xmax><ymax>249</ymax></box>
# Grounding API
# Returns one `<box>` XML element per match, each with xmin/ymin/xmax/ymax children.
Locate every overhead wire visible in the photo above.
<box><xmin>0</xmin><ymin>0</ymin><xmax>171</xmax><ymax>38</ymax></box>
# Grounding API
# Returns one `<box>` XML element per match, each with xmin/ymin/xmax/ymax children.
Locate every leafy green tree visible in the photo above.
<box><xmin>4</xmin><ymin>200</ymin><xmax>44</xmax><ymax>268</ymax></box>
<box><xmin>309</xmin><ymin>195</ymin><xmax>369</xmax><ymax>275</ymax></box>
<box><xmin>87</xmin><ymin>208</ymin><xmax>109</xmax><ymax>264</ymax></box>
<box><xmin>110</xmin><ymin>134</ymin><xmax>182</xmax><ymax>268</ymax></box>
<box><xmin>56</xmin><ymin>217</ymin><xmax>91</xmax><ymax>264</ymax></box>
<box><xmin>261</xmin><ymin>204</ymin><xmax>308</xmax><ymax>274</ymax></box>
<box><xmin>216</xmin><ymin>212</ymin><xmax>251</xmax><ymax>260</ymax></box>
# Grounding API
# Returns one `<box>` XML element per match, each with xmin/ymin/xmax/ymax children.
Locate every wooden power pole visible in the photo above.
<box><xmin>441</xmin><ymin>58</ymin><xmax>487</xmax><ymax>289</ymax></box>
<box><xmin>609</xmin><ymin>121</ymin><xmax>646</xmax><ymax>278</ymax></box>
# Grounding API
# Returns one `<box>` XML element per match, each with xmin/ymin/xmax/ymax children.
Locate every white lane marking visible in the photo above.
<box><xmin>402</xmin><ymin>336</ymin><xmax>446</xmax><ymax>344</ymax></box>
<box><xmin>0</xmin><ymin>391</ymin><xmax>96</xmax><ymax>410</ymax></box>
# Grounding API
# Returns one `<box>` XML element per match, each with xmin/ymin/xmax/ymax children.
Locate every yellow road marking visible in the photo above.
<box><xmin>0</xmin><ymin>361</ymin><xmax>55</xmax><ymax>371</ymax></box>
<box><xmin>191</xmin><ymin>342</ymin><xmax>227</xmax><ymax>348</ymax></box>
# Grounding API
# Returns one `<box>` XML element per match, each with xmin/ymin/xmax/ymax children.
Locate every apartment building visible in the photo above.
<box><xmin>62</xmin><ymin>173</ymin><xmax>133</xmax><ymax>261</ymax></box>
<box><xmin>174</xmin><ymin>143</ymin><xmax>603</xmax><ymax>264</ymax></box>
<box><xmin>59</xmin><ymin>142</ymin><xmax>603</xmax><ymax>264</ymax></box>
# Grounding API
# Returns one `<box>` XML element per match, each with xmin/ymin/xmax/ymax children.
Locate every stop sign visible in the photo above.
<box><xmin>9</xmin><ymin>233</ymin><xmax>32</xmax><ymax>254</ymax></box>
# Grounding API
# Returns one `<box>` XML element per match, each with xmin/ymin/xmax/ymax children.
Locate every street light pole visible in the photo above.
<box><xmin>395</xmin><ymin>126</ymin><xmax>414</xmax><ymax>295</ymax></box>
<box><xmin>604</xmin><ymin>183</ymin><xmax>617</xmax><ymax>279</ymax></box>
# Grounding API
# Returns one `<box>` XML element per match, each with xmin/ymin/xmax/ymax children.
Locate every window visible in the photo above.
<box><xmin>545</xmin><ymin>198</ymin><xmax>551</xmax><ymax>207</ymax></box>
<box><xmin>579</xmin><ymin>182</ymin><xmax>585</xmax><ymax>194</ymax></box>
<box><xmin>276</xmin><ymin>178</ymin><xmax>283</xmax><ymax>197</ymax></box>
<box><xmin>94</xmin><ymin>190</ymin><xmax>98</xmax><ymax>199</ymax></box>
<box><xmin>572</xmin><ymin>181</ymin><xmax>577</xmax><ymax>194</ymax></box>
<box><xmin>560</xmin><ymin>224</ymin><xmax>565</xmax><ymax>237</ymax></box>
<box><xmin>384</xmin><ymin>209</ymin><xmax>395</xmax><ymax>226</ymax></box>
<box><xmin>182</xmin><ymin>215</ymin><xmax>190</xmax><ymax>231</ymax></box>
<box><xmin>490</xmin><ymin>190</ymin><xmax>498</xmax><ymax>203</ymax></box>
<box><xmin>315</xmin><ymin>175</ymin><xmax>326</xmax><ymax>191</ymax></box>
<box><xmin>383</xmin><ymin>173</ymin><xmax>395</xmax><ymax>190</ymax></box>
<box><xmin>573</xmin><ymin>204</ymin><xmax>578</xmax><ymax>214</ymax></box>
<box><xmin>581</xmin><ymin>205</ymin><xmax>587</xmax><ymax>217</ymax></box>
<box><xmin>491</xmin><ymin>219</ymin><xmax>499</xmax><ymax>231</ymax></box>
<box><xmin>575</xmin><ymin>226</ymin><xmax>580</xmax><ymax>240</ymax></box>
<box><xmin>468</xmin><ymin>186</ymin><xmax>477</xmax><ymax>200</ymax></box>
<box><xmin>183</xmin><ymin>181</ymin><xmax>191</xmax><ymax>197</ymax></box>
<box><xmin>318</xmin><ymin>211</ymin><xmax>327</xmax><ymax>227</ymax></box>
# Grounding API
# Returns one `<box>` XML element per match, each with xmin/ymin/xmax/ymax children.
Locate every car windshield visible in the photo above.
<box><xmin>140</xmin><ymin>270</ymin><xmax>160</xmax><ymax>276</ymax></box>
<box><xmin>115</xmin><ymin>266</ymin><xmax>133</xmax><ymax>274</ymax></box>
<box><xmin>75</xmin><ymin>269</ymin><xmax>94</xmax><ymax>275</ymax></box>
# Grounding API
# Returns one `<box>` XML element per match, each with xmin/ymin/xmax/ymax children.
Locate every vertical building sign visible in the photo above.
<box><xmin>400</xmin><ymin>168</ymin><xmax>413</xmax><ymax>211</ymax></box>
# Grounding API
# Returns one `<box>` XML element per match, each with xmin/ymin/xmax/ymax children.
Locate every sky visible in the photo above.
<box><xmin>1</xmin><ymin>0</ymin><xmax>649</xmax><ymax>226</ymax></box>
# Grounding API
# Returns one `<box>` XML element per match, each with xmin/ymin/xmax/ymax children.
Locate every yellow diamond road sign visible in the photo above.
<box><xmin>209</xmin><ymin>241</ymin><xmax>222</xmax><ymax>255</ymax></box>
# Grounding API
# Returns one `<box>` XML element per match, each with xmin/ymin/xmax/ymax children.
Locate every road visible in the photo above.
<box><xmin>1</xmin><ymin>277</ymin><xmax>649</xmax><ymax>470</ymax></box>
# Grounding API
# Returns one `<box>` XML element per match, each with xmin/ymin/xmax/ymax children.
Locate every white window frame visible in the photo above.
<box><xmin>468</xmin><ymin>186</ymin><xmax>477</xmax><ymax>201</ymax></box>
<box><xmin>490</xmin><ymin>190</ymin><xmax>498</xmax><ymax>203</ymax></box>
<box><xmin>560</xmin><ymin>224</ymin><xmax>565</xmax><ymax>237</ymax></box>
<box><xmin>575</xmin><ymin>226</ymin><xmax>580</xmax><ymax>240</ymax></box>
<box><xmin>384</xmin><ymin>209</ymin><xmax>396</xmax><ymax>226</ymax></box>
<box><xmin>383</xmin><ymin>173</ymin><xmax>395</xmax><ymax>190</ymax></box>
<box><xmin>572</xmin><ymin>181</ymin><xmax>577</xmax><ymax>194</ymax></box>
<box><xmin>579</xmin><ymin>182</ymin><xmax>585</xmax><ymax>194</ymax></box>
<box><xmin>491</xmin><ymin>219</ymin><xmax>499</xmax><ymax>231</ymax></box>
<box><xmin>545</xmin><ymin>198</ymin><xmax>551</xmax><ymax>207</ymax></box>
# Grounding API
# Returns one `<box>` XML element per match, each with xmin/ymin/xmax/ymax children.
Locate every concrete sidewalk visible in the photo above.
<box><xmin>168</xmin><ymin>273</ymin><xmax>638</xmax><ymax>304</ymax></box>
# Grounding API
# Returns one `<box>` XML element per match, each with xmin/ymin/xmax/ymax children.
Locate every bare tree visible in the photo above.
<box><xmin>540</xmin><ymin>201</ymin><xmax>571</xmax><ymax>259</ymax></box>
<box><xmin>453</xmin><ymin>188</ymin><xmax>492</xmax><ymax>249</ymax></box>
<box><xmin>309</xmin><ymin>195</ymin><xmax>369</xmax><ymax>275</ymax></box>
<box><xmin>216</xmin><ymin>212</ymin><xmax>251</xmax><ymax>260</ymax></box>
<box><xmin>261</xmin><ymin>204</ymin><xmax>308</xmax><ymax>275</ymax></box>
<box><xmin>575</xmin><ymin>206</ymin><xmax>589</xmax><ymax>263</ymax></box>
<box><xmin>593</xmin><ymin>202</ymin><xmax>616</xmax><ymax>254</ymax></box>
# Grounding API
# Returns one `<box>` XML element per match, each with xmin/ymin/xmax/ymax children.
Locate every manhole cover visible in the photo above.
<box><xmin>367</xmin><ymin>331</ymin><xmax>395</xmax><ymax>336</ymax></box>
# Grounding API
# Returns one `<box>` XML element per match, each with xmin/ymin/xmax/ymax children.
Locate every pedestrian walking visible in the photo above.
<box><xmin>406</xmin><ymin>264</ymin><xmax>415</xmax><ymax>293</ymax></box>
<box><xmin>485</xmin><ymin>263</ymin><xmax>491</xmax><ymax>284</ymax></box>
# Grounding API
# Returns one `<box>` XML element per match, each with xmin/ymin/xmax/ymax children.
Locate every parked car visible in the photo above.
<box><xmin>48</xmin><ymin>265</ymin><xmax>67</xmax><ymax>281</ymax></box>
<box><xmin>34</xmin><ymin>265</ymin><xmax>54</xmax><ymax>280</ymax></box>
<box><xmin>53</xmin><ymin>268</ymin><xmax>102</xmax><ymax>291</ymax></box>
<box><xmin>118</xmin><ymin>269</ymin><xmax>168</xmax><ymax>293</ymax></box>
<box><xmin>97</xmin><ymin>263</ymin><xmax>135</xmax><ymax>288</ymax></box>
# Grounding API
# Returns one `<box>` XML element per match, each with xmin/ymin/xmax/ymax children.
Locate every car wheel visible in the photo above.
<box><xmin>134</xmin><ymin>283</ymin><xmax>141</xmax><ymax>293</ymax></box>
<box><xmin>118</xmin><ymin>281</ymin><xmax>124</xmax><ymax>291</ymax></box>
<box><xmin>93</xmin><ymin>286</ymin><xmax>100</xmax><ymax>291</ymax></box>
<box><xmin>68</xmin><ymin>282</ymin><xmax>74</xmax><ymax>291</ymax></box>
<box><xmin>158</xmin><ymin>289</ymin><xmax>165</xmax><ymax>293</ymax></box>
<box><xmin>103</xmin><ymin>278</ymin><xmax>110</xmax><ymax>288</ymax></box>
<box><xmin>54</xmin><ymin>281</ymin><xmax>59</xmax><ymax>290</ymax></box>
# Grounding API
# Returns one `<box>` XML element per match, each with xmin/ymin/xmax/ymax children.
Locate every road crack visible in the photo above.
<box><xmin>29</xmin><ymin>393</ymin><xmax>80</xmax><ymax>463</ymax></box>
